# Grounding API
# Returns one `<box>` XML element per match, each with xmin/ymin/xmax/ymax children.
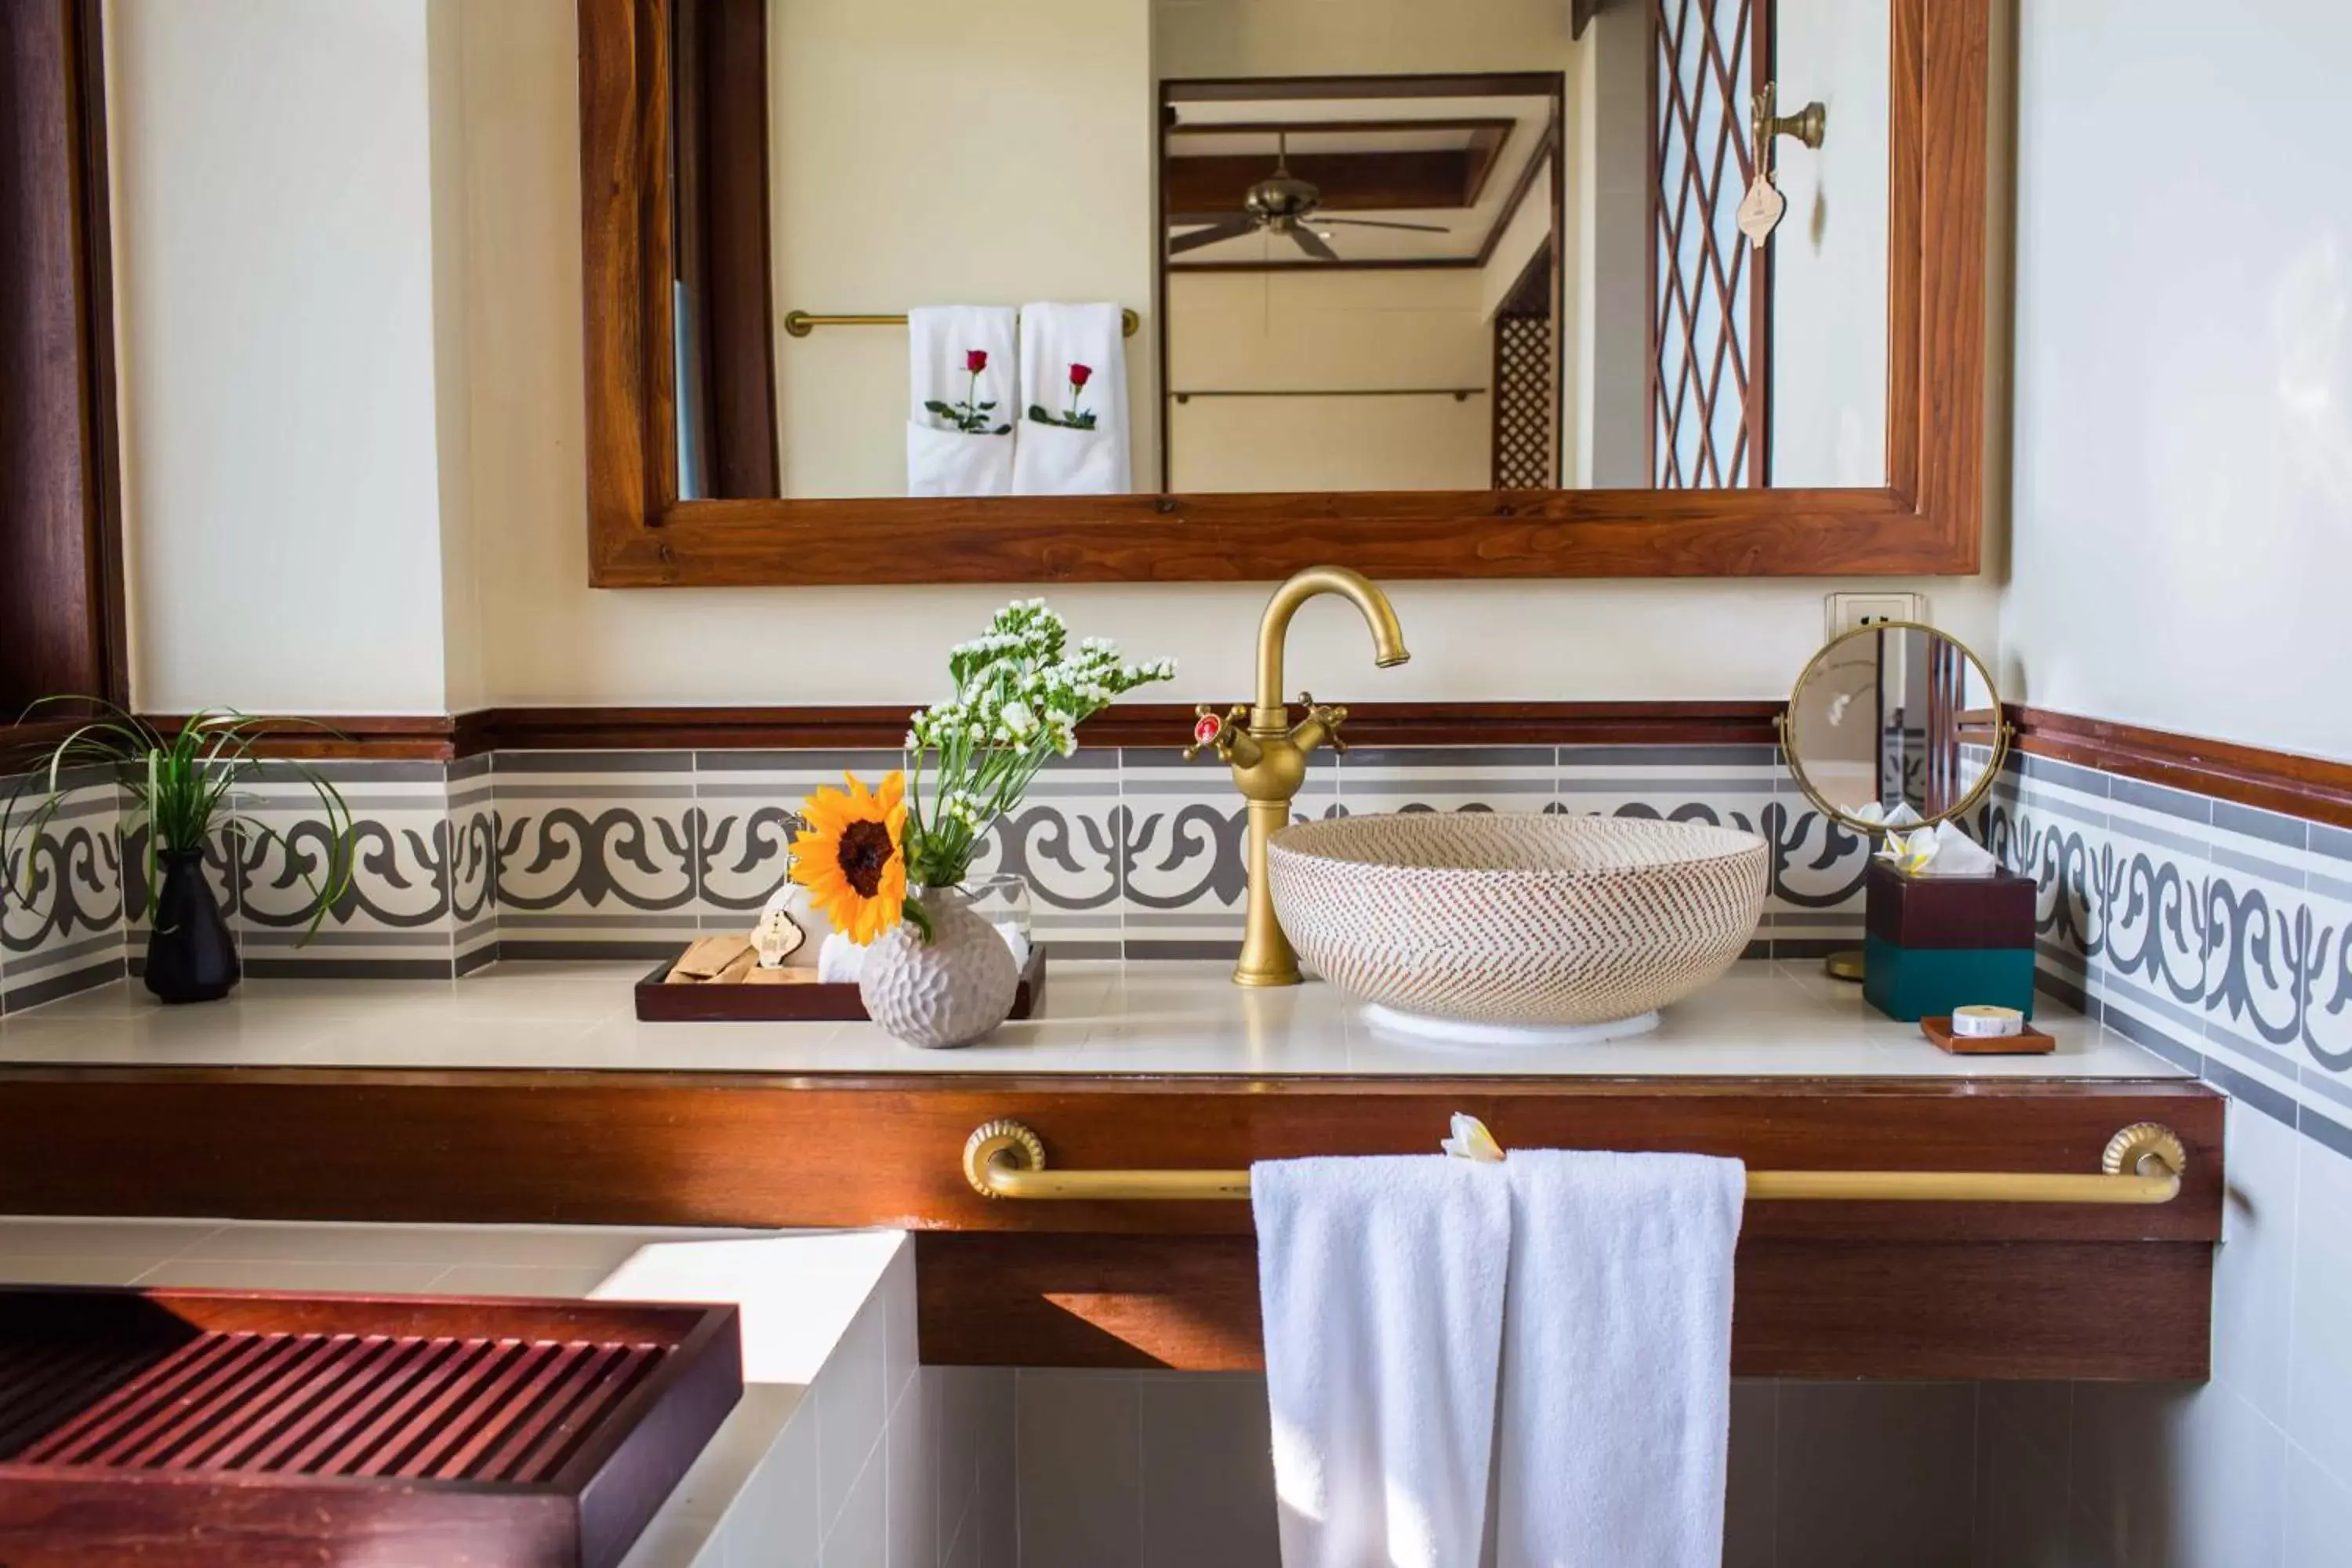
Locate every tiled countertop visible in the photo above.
<box><xmin>0</xmin><ymin>959</ymin><xmax>2188</xmax><ymax>1080</ymax></box>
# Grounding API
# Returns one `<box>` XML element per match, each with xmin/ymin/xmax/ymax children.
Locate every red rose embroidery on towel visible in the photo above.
<box><xmin>926</xmin><ymin>348</ymin><xmax>1009</xmax><ymax>434</ymax></box>
<box><xmin>1029</xmin><ymin>361</ymin><xmax>1101</xmax><ymax>430</ymax></box>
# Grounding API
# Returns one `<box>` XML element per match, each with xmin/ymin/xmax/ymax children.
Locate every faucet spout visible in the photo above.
<box><xmin>1252</xmin><ymin>565</ymin><xmax>1409</xmax><ymax>723</ymax></box>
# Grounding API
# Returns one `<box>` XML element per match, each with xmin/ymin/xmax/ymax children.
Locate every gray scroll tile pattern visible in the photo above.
<box><xmin>1556</xmin><ymin>744</ymin><xmax>1858</xmax><ymax>961</ymax></box>
<box><xmin>0</xmin><ymin>739</ymin><xmax>1995</xmax><ymax>989</ymax></box>
<box><xmin>448</xmin><ymin>754</ymin><xmax>499</xmax><ymax>975</ymax></box>
<box><xmin>969</xmin><ymin>751</ymin><xmax>1125</xmax><ymax>959</ymax></box>
<box><xmin>1116</xmin><ymin>746</ymin><xmax>1334</xmax><ymax>960</ymax></box>
<box><xmin>234</xmin><ymin>762</ymin><xmax>460</xmax><ymax>978</ymax></box>
<box><xmin>691</xmin><ymin>749</ymin><xmax>898</xmax><ymax>920</ymax></box>
<box><xmin>1987</xmin><ymin>753</ymin><xmax>2352</xmax><ymax>1156</ymax></box>
<box><xmin>492</xmin><ymin>752</ymin><xmax>702</xmax><ymax>960</ymax></box>
<box><xmin>0</xmin><ymin>768</ymin><xmax>126</xmax><ymax>1012</ymax></box>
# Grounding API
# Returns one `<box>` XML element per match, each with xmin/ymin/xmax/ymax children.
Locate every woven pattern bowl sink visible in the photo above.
<box><xmin>1268</xmin><ymin>813</ymin><xmax>1768</xmax><ymax>1041</ymax></box>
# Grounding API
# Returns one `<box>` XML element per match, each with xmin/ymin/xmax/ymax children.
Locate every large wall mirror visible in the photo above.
<box><xmin>578</xmin><ymin>0</ymin><xmax>1987</xmax><ymax>585</ymax></box>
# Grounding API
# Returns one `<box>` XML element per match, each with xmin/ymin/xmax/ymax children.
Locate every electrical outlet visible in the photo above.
<box><xmin>1826</xmin><ymin>592</ymin><xmax>1924</xmax><ymax>638</ymax></box>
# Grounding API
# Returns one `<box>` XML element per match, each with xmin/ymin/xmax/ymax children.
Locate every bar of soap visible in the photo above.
<box><xmin>1951</xmin><ymin>1004</ymin><xmax>2024</xmax><ymax>1038</ymax></box>
<box><xmin>742</xmin><ymin>967</ymin><xmax>817</xmax><ymax>985</ymax></box>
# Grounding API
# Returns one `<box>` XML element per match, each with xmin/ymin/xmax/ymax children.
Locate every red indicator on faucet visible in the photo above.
<box><xmin>1194</xmin><ymin>713</ymin><xmax>1222</xmax><ymax>745</ymax></box>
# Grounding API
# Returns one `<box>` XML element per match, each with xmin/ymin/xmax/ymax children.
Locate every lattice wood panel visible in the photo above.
<box><xmin>1493</xmin><ymin>313</ymin><xmax>1558</xmax><ymax>488</ymax></box>
<box><xmin>1649</xmin><ymin>0</ymin><xmax>1771</xmax><ymax>488</ymax></box>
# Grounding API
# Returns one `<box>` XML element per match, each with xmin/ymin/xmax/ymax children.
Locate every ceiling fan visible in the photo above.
<box><xmin>1168</xmin><ymin>132</ymin><xmax>1451</xmax><ymax>261</ymax></box>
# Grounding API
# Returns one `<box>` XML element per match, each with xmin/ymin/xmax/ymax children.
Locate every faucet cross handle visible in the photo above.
<box><xmin>1295</xmin><ymin>691</ymin><xmax>1352</xmax><ymax>753</ymax></box>
<box><xmin>1183</xmin><ymin>703</ymin><xmax>1253</xmax><ymax>763</ymax></box>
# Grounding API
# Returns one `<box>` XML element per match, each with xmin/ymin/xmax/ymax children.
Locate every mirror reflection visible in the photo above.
<box><xmin>669</xmin><ymin>0</ymin><xmax>1891</xmax><ymax>500</ymax></box>
<box><xmin>1783</xmin><ymin>626</ymin><xmax>2001</xmax><ymax>829</ymax></box>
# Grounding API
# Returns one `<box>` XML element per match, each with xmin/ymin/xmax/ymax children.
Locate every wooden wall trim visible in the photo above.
<box><xmin>572</xmin><ymin>0</ymin><xmax>1990</xmax><ymax>586</ymax></box>
<box><xmin>469</xmin><ymin>700</ymin><xmax>1787</xmax><ymax>754</ymax></box>
<box><xmin>2009</xmin><ymin>706</ymin><xmax>2352</xmax><ymax>830</ymax></box>
<box><xmin>9</xmin><ymin>702</ymin><xmax>2347</xmax><ymax>836</ymax></box>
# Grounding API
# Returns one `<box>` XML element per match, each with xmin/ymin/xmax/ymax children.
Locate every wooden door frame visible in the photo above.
<box><xmin>575</xmin><ymin>0</ymin><xmax>1984</xmax><ymax>585</ymax></box>
<box><xmin>0</xmin><ymin>0</ymin><xmax>128</xmax><ymax>713</ymax></box>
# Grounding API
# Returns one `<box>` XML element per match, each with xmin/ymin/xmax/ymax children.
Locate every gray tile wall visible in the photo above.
<box><xmin>1972</xmin><ymin>755</ymin><xmax>2352</xmax><ymax>1566</ymax></box>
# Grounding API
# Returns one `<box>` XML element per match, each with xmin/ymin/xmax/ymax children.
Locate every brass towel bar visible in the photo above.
<box><xmin>961</xmin><ymin>1120</ymin><xmax>2187</xmax><ymax>1207</ymax></box>
<box><xmin>784</xmin><ymin>308</ymin><xmax>1141</xmax><ymax>339</ymax></box>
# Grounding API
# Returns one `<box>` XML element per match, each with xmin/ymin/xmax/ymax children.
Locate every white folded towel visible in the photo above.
<box><xmin>1254</xmin><ymin>1155</ymin><xmax>1508</xmax><ymax>1568</ymax></box>
<box><xmin>1011</xmin><ymin>302</ymin><xmax>1131</xmax><ymax>495</ymax></box>
<box><xmin>1494</xmin><ymin>1149</ymin><xmax>1746</xmax><ymax>1568</ymax></box>
<box><xmin>906</xmin><ymin>306</ymin><xmax>1014</xmax><ymax>497</ymax></box>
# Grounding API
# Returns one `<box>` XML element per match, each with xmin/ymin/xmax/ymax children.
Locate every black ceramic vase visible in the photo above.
<box><xmin>144</xmin><ymin>849</ymin><xmax>238</xmax><ymax>1004</ymax></box>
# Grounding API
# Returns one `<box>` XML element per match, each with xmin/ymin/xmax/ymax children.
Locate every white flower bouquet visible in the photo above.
<box><xmin>901</xmin><ymin>600</ymin><xmax>1174</xmax><ymax>897</ymax></box>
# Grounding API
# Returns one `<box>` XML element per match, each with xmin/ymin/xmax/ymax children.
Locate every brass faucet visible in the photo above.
<box><xmin>1184</xmin><ymin>566</ymin><xmax>1410</xmax><ymax>986</ymax></box>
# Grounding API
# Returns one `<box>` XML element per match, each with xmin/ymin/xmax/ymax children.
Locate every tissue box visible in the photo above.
<box><xmin>1862</xmin><ymin>860</ymin><xmax>2038</xmax><ymax>1022</ymax></box>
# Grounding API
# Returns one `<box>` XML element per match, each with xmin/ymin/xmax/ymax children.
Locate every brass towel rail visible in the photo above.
<box><xmin>961</xmin><ymin>1120</ymin><xmax>2187</xmax><ymax>1207</ymax></box>
<box><xmin>784</xmin><ymin>308</ymin><xmax>1141</xmax><ymax>338</ymax></box>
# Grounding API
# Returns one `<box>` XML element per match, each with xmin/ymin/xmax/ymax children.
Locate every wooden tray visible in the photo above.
<box><xmin>1922</xmin><ymin>1014</ymin><xmax>2056</xmax><ymax>1055</ymax></box>
<box><xmin>637</xmin><ymin>942</ymin><xmax>1047</xmax><ymax>1023</ymax></box>
<box><xmin>0</xmin><ymin>1287</ymin><xmax>742</xmax><ymax>1568</ymax></box>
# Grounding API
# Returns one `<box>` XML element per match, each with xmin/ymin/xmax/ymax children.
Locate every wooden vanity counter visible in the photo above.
<box><xmin>0</xmin><ymin>962</ymin><xmax>2221</xmax><ymax>1381</ymax></box>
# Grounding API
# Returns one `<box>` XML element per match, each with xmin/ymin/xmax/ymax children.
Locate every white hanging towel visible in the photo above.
<box><xmin>1494</xmin><ymin>1149</ymin><xmax>1746</xmax><ymax>1568</ymax></box>
<box><xmin>905</xmin><ymin>306</ymin><xmax>1015</xmax><ymax>497</ymax></box>
<box><xmin>1254</xmin><ymin>1155</ymin><xmax>1508</xmax><ymax>1568</ymax></box>
<box><xmin>1011</xmin><ymin>302</ymin><xmax>1131</xmax><ymax>494</ymax></box>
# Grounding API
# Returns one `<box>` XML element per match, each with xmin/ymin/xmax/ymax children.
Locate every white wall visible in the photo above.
<box><xmin>105</xmin><ymin>0</ymin><xmax>2003</xmax><ymax>716</ymax></box>
<box><xmin>2000</xmin><ymin>0</ymin><xmax>2352</xmax><ymax>764</ymax></box>
<box><xmin>451</xmin><ymin>0</ymin><xmax>1998</xmax><ymax>709</ymax></box>
<box><xmin>110</xmin><ymin>0</ymin><xmax>464</xmax><ymax>714</ymax></box>
<box><xmin>1767</xmin><ymin>0</ymin><xmax>1892</xmax><ymax>488</ymax></box>
<box><xmin>1151</xmin><ymin>0</ymin><xmax>1577</xmax><ymax>78</ymax></box>
<box><xmin>767</xmin><ymin>0</ymin><xmax>1156</xmax><ymax>498</ymax></box>
<box><xmin>1167</xmin><ymin>270</ymin><xmax>1492</xmax><ymax>492</ymax></box>
<box><xmin>1966</xmin><ymin>4</ymin><xmax>2352</xmax><ymax>1561</ymax></box>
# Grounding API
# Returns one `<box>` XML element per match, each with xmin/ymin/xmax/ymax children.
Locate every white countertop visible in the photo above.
<box><xmin>0</xmin><ymin>960</ymin><xmax>2188</xmax><ymax>1080</ymax></box>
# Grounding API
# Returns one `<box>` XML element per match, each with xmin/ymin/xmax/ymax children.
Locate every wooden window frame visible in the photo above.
<box><xmin>575</xmin><ymin>0</ymin><xmax>1984</xmax><ymax>586</ymax></box>
<box><xmin>1</xmin><ymin>0</ymin><xmax>128</xmax><ymax>717</ymax></box>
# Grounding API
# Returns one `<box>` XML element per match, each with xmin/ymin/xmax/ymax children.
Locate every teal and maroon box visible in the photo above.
<box><xmin>1860</xmin><ymin>859</ymin><xmax>2038</xmax><ymax>1022</ymax></box>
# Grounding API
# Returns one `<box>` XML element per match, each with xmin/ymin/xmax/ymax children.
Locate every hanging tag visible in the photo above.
<box><xmin>1737</xmin><ymin>174</ymin><xmax>1786</xmax><ymax>247</ymax></box>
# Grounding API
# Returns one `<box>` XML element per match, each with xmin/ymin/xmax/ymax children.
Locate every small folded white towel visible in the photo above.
<box><xmin>1254</xmin><ymin>1155</ymin><xmax>1508</xmax><ymax>1568</ymax></box>
<box><xmin>906</xmin><ymin>305</ymin><xmax>1015</xmax><ymax>497</ymax></box>
<box><xmin>1494</xmin><ymin>1149</ymin><xmax>1746</xmax><ymax>1568</ymax></box>
<box><xmin>1011</xmin><ymin>302</ymin><xmax>1131</xmax><ymax>495</ymax></box>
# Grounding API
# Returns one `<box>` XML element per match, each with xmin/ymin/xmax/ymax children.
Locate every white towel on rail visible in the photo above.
<box><xmin>905</xmin><ymin>305</ymin><xmax>1014</xmax><ymax>496</ymax></box>
<box><xmin>1011</xmin><ymin>302</ymin><xmax>1131</xmax><ymax>494</ymax></box>
<box><xmin>1254</xmin><ymin>1154</ymin><xmax>1508</xmax><ymax>1568</ymax></box>
<box><xmin>1494</xmin><ymin>1149</ymin><xmax>1746</xmax><ymax>1568</ymax></box>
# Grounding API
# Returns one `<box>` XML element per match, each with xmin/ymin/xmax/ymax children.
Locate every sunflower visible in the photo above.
<box><xmin>790</xmin><ymin>771</ymin><xmax>908</xmax><ymax>944</ymax></box>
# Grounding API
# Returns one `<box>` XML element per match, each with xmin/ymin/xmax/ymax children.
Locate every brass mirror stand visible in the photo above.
<box><xmin>1776</xmin><ymin>621</ymin><xmax>2013</xmax><ymax>982</ymax></box>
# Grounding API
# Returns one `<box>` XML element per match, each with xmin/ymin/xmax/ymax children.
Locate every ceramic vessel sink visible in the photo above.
<box><xmin>1267</xmin><ymin>812</ymin><xmax>1768</xmax><ymax>1043</ymax></box>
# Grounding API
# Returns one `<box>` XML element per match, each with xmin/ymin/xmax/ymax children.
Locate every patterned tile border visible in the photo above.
<box><xmin>0</xmin><ymin>743</ymin><xmax>1860</xmax><ymax>998</ymax></box>
<box><xmin>1985</xmin><ymin>752</ymin><xmax>2352</xmax><ymax>1159</ymax></box>
<box><xmin>20</xmin><ymin>735</ymin><xmax>2338</xmax><ymax>1097</ymax></box>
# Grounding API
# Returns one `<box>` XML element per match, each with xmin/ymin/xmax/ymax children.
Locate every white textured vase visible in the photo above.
<box><xmin>858</xmin><ymin>886</ymin><xmax>1020</xmax><ymax>1048</ymax></box>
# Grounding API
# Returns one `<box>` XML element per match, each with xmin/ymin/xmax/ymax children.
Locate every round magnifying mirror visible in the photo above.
<box><xmin>1780</xmin><ymin>622</ymin><xmax>2009</xmax><ymax>833</ymax></box>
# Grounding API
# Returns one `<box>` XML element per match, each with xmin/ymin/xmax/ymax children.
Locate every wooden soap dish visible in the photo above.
<box><xmin>1921</xmin><ymin>1014</ymin><xmax>2055</xmax><ymax>1056</ymax></box>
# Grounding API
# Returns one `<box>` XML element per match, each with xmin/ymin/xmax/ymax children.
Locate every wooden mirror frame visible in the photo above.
<box><xmin>576</xmin><ymin>0</ymin><xmax>1986</xmax><ymax>587</ymax></box>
